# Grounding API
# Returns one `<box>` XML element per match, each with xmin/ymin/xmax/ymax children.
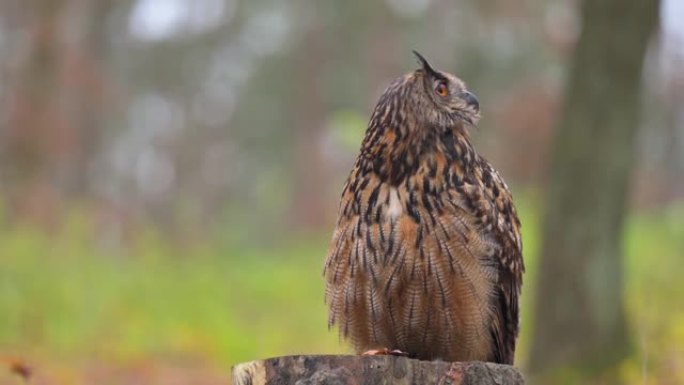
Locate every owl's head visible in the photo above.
<box><xmin>408</xmin><ymin>51</ymin><xmax>480</xmax><ymax>129</ymax></box>
<box><xmin>361</xmin><ymin>52</ymin><xmax>482</xmax><ymax>182</ymax></box>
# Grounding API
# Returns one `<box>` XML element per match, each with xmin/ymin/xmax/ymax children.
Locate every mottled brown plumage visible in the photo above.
<box><xmin>323</xmin><ymin>52</ymin><xmax>524</xmax><ymax>364</ymax></box>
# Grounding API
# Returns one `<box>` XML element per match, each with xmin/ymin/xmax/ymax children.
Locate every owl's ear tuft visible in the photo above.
<box><xmin>412</xmin><ymin>51</ymin><xmax>443</xmax><ymax>80</ymax></box>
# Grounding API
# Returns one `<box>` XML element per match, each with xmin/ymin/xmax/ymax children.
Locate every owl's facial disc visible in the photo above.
<box><xmin>412</xmin><ymin>52</ymin><xmax>480</xmax><ymax>126</ymax></box>
<box><xmin>428</xmin><ymin>73</ymin><xmax>480</xmax><ymax>125</ymax></box>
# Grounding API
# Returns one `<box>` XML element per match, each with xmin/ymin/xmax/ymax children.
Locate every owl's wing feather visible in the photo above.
<box><xmin>325</xmin><ymin>158</ymin><xmax>522</xmax><ymax>363</ymax></box>
<box><xmin>465</xmin><ymin>161</ymin><xmax>523</xmax><ymax>364</ymax></box>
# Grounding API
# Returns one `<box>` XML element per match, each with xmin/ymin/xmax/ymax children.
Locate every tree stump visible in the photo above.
<box><xmin>232</xmin><ymin>355</ymin><xmax>524</xmax><ymax>385</ymax></box>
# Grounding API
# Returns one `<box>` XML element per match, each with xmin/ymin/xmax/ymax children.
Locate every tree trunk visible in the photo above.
<box><xmin>0</xmin><ymin>0</ymin><xmax>112</xmax><ymax>225</ymax></box>
<box><xmin>1</xmin><ymin>0</ymin><xmax>66</xmax><ymax>227</ymax></box>
<box><xmin>289</xmin><ymin>13</ymin><xmax>330</xmax><ymax>230</ymax></box>
<box><xmin>59</xmin><ymin>0</ymin><xmax>113</xmax><ymax>198</ymax></box>
<box><xmin>529</xmin><ymin>0</ymin><xmax>660</xmax><ymax>377</ymax></box>
<box><xmin>232</xmin><ymin>355</ymin><xmax>524</xmax><ymax>385</ymax></box>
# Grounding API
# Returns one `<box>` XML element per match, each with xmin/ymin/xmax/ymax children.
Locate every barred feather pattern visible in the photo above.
<box><xmin>323</xmin><ymin>63</ymin><xmax>523</xmax><ymax>364</ymax></box>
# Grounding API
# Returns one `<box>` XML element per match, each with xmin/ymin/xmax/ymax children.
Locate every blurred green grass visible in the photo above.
<box><xmin>0</xmin><ymin>228</ymin><xmax>344</xmax><ymax>366</ymax></box>
<box><xmin>0</xmin><ymin>198</ymin><xmax>682</xmax><ymax>382</ymax></box>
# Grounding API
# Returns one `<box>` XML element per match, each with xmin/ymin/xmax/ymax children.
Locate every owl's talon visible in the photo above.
<box><xmin>443</xmin><ymin>362</ymin><xmax>464</xmax><ymax>384</ymax></box>
<box><xmin>362</xmin><ymin>348</ymin><xmax>409</xmax><ymax>357</ymax></box>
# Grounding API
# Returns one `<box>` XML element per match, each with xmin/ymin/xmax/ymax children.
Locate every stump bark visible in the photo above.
<box><xmin>232</xmin><ymin>355</ymin><xmax>524</xmax><ymax>385</ymax></box>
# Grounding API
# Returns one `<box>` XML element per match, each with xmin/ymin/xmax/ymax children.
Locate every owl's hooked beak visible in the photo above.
<box><xmin>459</xmin><ymin>91</ymin><xmax>480</xmax><ymax>112</ymax></box>
<box><xmin>412</xmin><ymin>50</ymin><xmax>443</xmax><ymax>80</ymax></box>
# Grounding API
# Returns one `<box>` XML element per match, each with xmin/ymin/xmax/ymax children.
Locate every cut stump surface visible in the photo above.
<box><xmin>232</xmin><ymin>355</ymin><xmax>524</xmax><ymax>385</ymax></box>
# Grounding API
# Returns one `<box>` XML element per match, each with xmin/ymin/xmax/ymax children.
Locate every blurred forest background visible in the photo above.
<box><xmin>0</xmin><ymin>0</ymin><xmax>683</xmax><ymax>384</ymax></box>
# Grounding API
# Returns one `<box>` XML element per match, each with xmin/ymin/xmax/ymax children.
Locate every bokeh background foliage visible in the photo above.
<box><xmin>0</xmin><ymin>0</ymin><xmax>683</xmax><ymax>384</ymax></box>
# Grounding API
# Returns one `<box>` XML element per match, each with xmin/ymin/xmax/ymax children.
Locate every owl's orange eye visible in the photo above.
<box><xmin>435</xmin><ymin>82</ymin><xmax>449</xmax><ymax>97</ymax></box>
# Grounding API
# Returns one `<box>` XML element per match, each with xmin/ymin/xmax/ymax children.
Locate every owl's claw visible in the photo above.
<box><xmin>361</xmin><ymin>348</ymin><xmax>409</xmax><ymax>357</ymax></box>
<box><xmin>443</xmin><ymin>362</ymin><xmax>464</xmax><ymax>384</ymax></box>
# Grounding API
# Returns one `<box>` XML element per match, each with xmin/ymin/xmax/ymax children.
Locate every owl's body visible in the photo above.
<box><xmin>324</xmin><ymin>53</ymin><xmax>524</xmax><ymax>364</ymax></box>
